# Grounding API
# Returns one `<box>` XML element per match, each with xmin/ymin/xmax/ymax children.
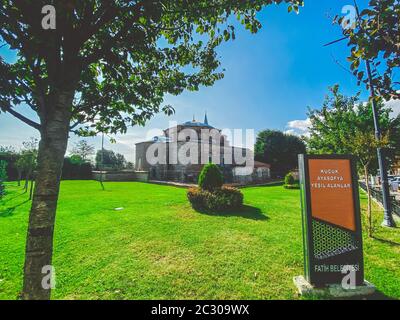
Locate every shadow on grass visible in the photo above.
<box><xmin>337</xmin><ymin>290</ymin><xmax>397</xmax><ymax>300</ymax></box>
<box><xmin>2</xmin><ymin>189</ymin><xmax>27</xmax><ymax>204</ymax></box>
<box><xmin>364</xmin><ymin>290</ymin><xmax>397</xmax><ymax>300</ymax></box>
<box><xmin>305</xmin><ymin>289</ymin><xmax>396</xmax><ymax>301</ymax></box>
<box><xmin>0</xmin><ymin>199</ymin><xmax>30</xmax><ymax>218</ymax></box>
<box><xmin>371</xmin><ymin>236</ymin><xmax>400</xmax><ymax>247</ymax></box>
<box><xmin>239</xmin><ymin>181</ymin><xmax>284</xmax><ymax>189</ymax></box>
<box><xmin>195</xmin><ymin>205</ymin><xmax>268</xmax><ymax>221</ymax></box>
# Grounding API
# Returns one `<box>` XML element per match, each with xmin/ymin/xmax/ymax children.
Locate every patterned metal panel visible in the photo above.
<box><xmin>312</xmin><ymin>220</ymin><xmax>360</xmax><ymax>260</ymax></box>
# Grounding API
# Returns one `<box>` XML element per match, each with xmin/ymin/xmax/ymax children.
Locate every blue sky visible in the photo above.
<box><xmin>1</xmin><ymin>0</ymin><xmax>399</xmax><ymax>162</ymax></box>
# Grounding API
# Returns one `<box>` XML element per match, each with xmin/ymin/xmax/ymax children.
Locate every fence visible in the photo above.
<box><xmin>359</xmin><ymin>181</ymin><xmax>400</xmax><ymax>217</ymax></box>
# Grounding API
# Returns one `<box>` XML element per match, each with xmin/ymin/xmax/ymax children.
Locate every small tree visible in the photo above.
<box><xmin>344</xmin><ymin>131</ymin><xmax>389</xmax><ymax>237</ymax></box>
<box><xmin>115</xmin><ymin>153</ymin><xmax>127</xmax><ymax>170</ymax></box>
<box><xmin>198</xmin><ymin>163</ymin><xmax>223</xmax><ymax>191</ymax></box>
<box><xmin>284</xmin><ymin>173</ymin><xmax>295</xmax><ymax>185</ymax></box>
<box><xmin>17</xmin><ymin>138</ymin><xmax>38</xmax><ymax>192</ymax></box>
<box><xmin>71</xmin><ymin>140</ymin><xmax>95</xmax><ymax>162</ymax></box>
<box><xmin>0</xmin><ymin>160</ymin><xmax>7</xmax><ymax>199</ymax></box>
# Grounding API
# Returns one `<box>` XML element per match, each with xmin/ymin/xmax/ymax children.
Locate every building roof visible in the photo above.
<box><xmin>180</xmin><ymin>113</ymin><xmax>214</xmax><ymax>128</ymax></box>
<box><xmin>254</xmin><ymin>161</ymin><xmax>271</xmax><ymax>168</ymax></box>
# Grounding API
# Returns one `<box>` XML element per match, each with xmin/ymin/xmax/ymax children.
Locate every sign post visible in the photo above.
<box><xmin>296</xmin><ymin>154</ymin><xmax>373</xmax><ymax>294</ymax></box>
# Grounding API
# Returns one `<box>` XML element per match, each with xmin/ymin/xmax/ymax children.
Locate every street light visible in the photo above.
<box><xmin>324</xmin><ymin>0</ymin><xmax>396</xmax><ymax>227</ymax></box>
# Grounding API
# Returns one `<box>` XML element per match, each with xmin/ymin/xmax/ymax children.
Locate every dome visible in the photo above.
<box><xmin>181</xmin><ymin>113</ymin><xmax>214</xmax><ymax>128</ymax></box>
<box><xmin>181</xmin><ymin>120</ymin><xmax>214</xmax><ymax>128</ymax></box>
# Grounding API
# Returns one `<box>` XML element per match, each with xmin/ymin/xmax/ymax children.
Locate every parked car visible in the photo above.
<box><xmin>390</xmin><ymin>177</ymin><xmax>400</xmax><ymax>192</ymax></box>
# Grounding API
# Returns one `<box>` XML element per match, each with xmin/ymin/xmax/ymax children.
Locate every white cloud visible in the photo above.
<box><xmin>285</xmin><ymin>99</ymin><xmax>400</xmax><ymax>137</ymax></box>
<box><xmin>285</xmin><ymin>118</ymin><xmax>311</xmax><ymax>137</ymax></box>
<box><xmin>385</xmin><ymin>99</ymin><xmax>400</xmax><ymax>118</ymax></box>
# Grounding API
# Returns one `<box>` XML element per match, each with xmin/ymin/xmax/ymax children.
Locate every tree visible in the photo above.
<box><xmin>255</xmin><ymin>130</ymin><xmax>306</xmax><ymax>178</ymax></box>
<box><xmin>115</xmin><ymin>153</ymin><xmax>127</xmax><ymax>170</ymax></box>
<box><xmin>69</xmin><ymin>154</ymin><xmax>85</xmax><ymax>165</ymax></box>
<box><xmin>198</xmin><ymin>163</ymin><xmax>223</xmax><ymax>191</ymax></box>
<box><xmin>15</xmin><ymin>138</ymin><xmax>38</xmax><ymax>192</ymax></box>
<box><xmin>307</xmin><ymin>85</ymin><xmax>400</xmax><ymax>171</ymax></box>
<box><xmin>95</xmin><ymin>149</ymin><xmax>127</xmax><ymax>170</ymax></box>
<box><xmin>0</xmin><ymin>146</ymin><xmax>18</xmax><ymax>183</ymax></box>
<box><xmin>307</xmin><ymin>86</ymin><xmax>400</xmax><ymax>236</ymax></box>
<box><xmin>19</xmin><ymin>138</ymin><xmax>38</xmax><ymax>191</ymax></box>
<box><xmin>0</xmin><ymin>0</ymin><xmax>302</xmax><ymax>299</ymax></box>
<box><xmin>338</xmin><ymin>0</ymin><xmax>400</xmax><ymax>100</ymax></box>
<box><xmin>71</xmin><ymin>140</ymin><xmax>95</xmax><ymax>161</ymax></box>
<box><xmin>343</xmin><ymin>131</ymin><xmax>389</xmax><ymax>237</ymax></box>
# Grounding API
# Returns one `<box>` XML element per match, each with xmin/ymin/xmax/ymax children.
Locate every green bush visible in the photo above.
<box><xmin>283</xmin><ymin>172</ymin><xmax>299</xmax><ymax>189</ymax></box>
<box><xmin>0</xmin><ymin>160</ymin><xmax>8</xmax><ymax>199</ymax></box>
<box><xmin>198</xmin><ymin>163</ymin><xmax>223</xmax><ymax>191</ymax></box>
<box><xmin>62</xmin><ymin>157</ymin><xmax>93</xmax><ymax>180</ymax></box>
<box><xmin>283</xmin><ymin>184</ymin><xmax>300</xmax><ymax>190</ymax></box>
<box><xmin>284</xmin><ymin>173</ymin><xmax>295</xmax><ymax>185</ymax></box>
<box><xmin>187</xmin><ymin>186</ymin><xmax>243</xmax><ymax>212</ymax></box>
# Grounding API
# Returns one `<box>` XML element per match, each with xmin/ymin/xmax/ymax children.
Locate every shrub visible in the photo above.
<box><xmin>187</xmin><ymin>186</ymin><xmax>243</xmax><ymax>212</ymax></box>
<box><xmin>284</xmin><ymin>184</ymin><xmax>300</xmax><ymax>190</ymax></box>
<box><xmin>0</xmin><ymin>160</ymin><xmax>8</xmax><ymax>199</ymax></box>
<box><xmin>283</xmin><ymin>172</ymin><xmax>300</xmax><ymax>189</ymax></box>
<box><xmin>198</xmin><ymin>163</ymin><xmax>223</xmax><ymax>191</ymax></box>
<box><xmin>284</xmin><ymin>173</ymin><xmax>295</xmax><ymax>185</ymax></box>
<box><xmin>62</xmin><ymin>157</ymin><xmax>93</xmax><ymax>180</ymax></box>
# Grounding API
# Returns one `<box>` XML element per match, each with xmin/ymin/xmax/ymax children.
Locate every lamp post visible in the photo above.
<box><xmin>323</xmin><ymin>1</ymin><xmax>396</xmax><ymax>227</ymax></box>
<box><xmin>353</xmin><ymin>0</ymin><xmax>395</xmax><ymax>227</ymax></box>
<box><xmin>99</xmin><ymin>131</ymin><xmax>105</xmax><ymax>191</ymax></box>
<box><xmin>365</xmin><ymin>60</ymin><xmax>396</xmax><ymax>227</ymax></box>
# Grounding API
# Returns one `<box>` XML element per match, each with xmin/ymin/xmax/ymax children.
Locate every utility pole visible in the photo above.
<box><xmin>100</xmin><ymin>131</ymin><xmax>105</xmax><ymax>190</ymax></box>
<box><xmin>364</xmin><ymin>58</ymin><xmax>395</xmax><ymax>227</ymax></box>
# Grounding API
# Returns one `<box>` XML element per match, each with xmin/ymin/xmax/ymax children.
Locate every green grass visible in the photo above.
<box><xmin>0</xmin><ymin>181</ymin><xmax>399</xmax><ymax>300</ymax></box>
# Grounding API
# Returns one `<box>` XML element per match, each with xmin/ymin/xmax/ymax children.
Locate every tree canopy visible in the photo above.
<box><xmin>306</xmin><ymin>85</ymin><xmax>400</xmax><ymax>173</ymax></box>
<box><xmin>255</xmin><ymin>130</ymin><xmax>306</xmax><ymax>177</ymax></box>
<box><xmin>71</xmin><ymin>140</ymin><xmax>95</xmax><ymax>161</ymax></box>
<box><xmin>0</xmin><ymin>0</ymin><xmax>303</xmax><ymax>136</ymax></box>
<box><xmin>95</xmin><ymin>148</ymin><xmax>126</xmax><ymax>170</ymax></box>
<box><xmin>338</xmin><ymin>0</ymin><xmax>400</xmax><ymax>100</ymax></box>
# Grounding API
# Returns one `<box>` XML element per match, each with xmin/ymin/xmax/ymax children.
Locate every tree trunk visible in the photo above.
<box><xmin>24</xmin><ymin>170</ymin><xmax>30</xmax><ymax>192</ymax></box>
<box><xmin>21</xmin><ymin>92</ymin><xmax>72</xmax><ymax>300</ymax></box>
<box><xmin>364</xmin><ymin>166</ymin><xmax>373</xmax><ymax>237</ymax></box>
<box><xmin>29</xmin><ymin>178</ymin><xmax>34</xmax><ymax>201</ymax></box>
<box><xmin>17</xmin><ymin>170</ymin><xmax>22</xmax><ymax>187</ymax></box>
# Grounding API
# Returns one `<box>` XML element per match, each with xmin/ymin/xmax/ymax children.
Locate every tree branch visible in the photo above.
<box><xmin>3</xmin><ymin>106</ymin><xmax>41</xmax><ymax>130</ymax></box>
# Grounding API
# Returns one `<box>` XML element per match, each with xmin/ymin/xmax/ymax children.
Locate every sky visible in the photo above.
<box><xmin>1</xmin><ymin>0</ymin><xmax>399</xmax><ymax>163</ymax></box>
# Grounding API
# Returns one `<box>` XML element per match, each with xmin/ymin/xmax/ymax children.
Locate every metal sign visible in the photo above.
<box><xmin>298</xmin><ymin>154</ymin><xmax>364</xmax><ymax>287</ymax></box>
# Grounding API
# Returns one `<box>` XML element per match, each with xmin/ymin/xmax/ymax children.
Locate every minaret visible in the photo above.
<box><xmin>204</xmin><ymin>112</ymin><xmax>208</xmax><ymax>125</ymax></box>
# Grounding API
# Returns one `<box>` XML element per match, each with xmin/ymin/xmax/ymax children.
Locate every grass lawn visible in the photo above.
<box><xmin>0</xmin><ymin>181</ymin><xmax>399</xmax><ymax>300</ymax></box>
